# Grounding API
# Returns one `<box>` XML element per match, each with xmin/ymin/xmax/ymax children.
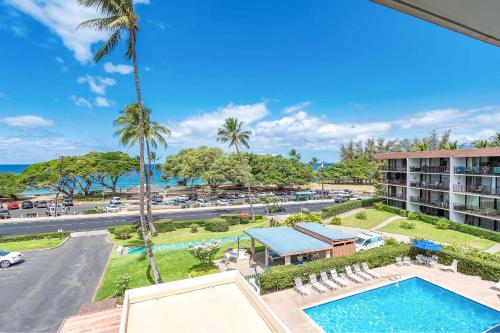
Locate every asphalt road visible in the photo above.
<box><xmin>0</xmin><ymin>234</ymin><xmax>112</xmax><ymax>333</ymax></box>
<box><xmin>0</xmin><ymin>201</ymin><xmax>336</xmax><ymax>237</ymax></box>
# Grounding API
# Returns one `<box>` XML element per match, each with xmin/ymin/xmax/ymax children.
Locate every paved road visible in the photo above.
<box><xmin>0</xmin><ymin>234</ymin><xmax>112</xmax><ymax>333</ymax></box>
<box><xmin>0</xmin><ymin>201</ymin><xmax>336</xmax><ymax>236</ymax></box>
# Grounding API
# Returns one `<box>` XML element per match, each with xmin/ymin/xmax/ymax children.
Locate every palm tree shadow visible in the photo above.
<box><xmin>137</xmin><ymin>253</ymin><xmax>155</xmax><ymax>284</ymax></box>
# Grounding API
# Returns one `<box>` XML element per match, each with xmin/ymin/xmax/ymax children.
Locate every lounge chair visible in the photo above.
<box><xmin>319</xmin><ymin>271</ymin><xmax>338</xmax><ymax>290</ymax></box>
<box><xmin>309</xmin><ymin>273</ymin><xmax>328</xmax><ymax>293</ymax></box>
<box><xmin>361</xmin><ymin>262</ymin><xmax>381</xmax><ymax>278</ymax></box>
<box><xmin>345</xmin><ymin>266</ymin><xmax>364</xmax><ymax>284</ymax></box>
<box><xmin>294</xmin><ymin>277</ymin><xmax>309</xmax><ymax>296</ymax></box>
<box><xmin>491</xmin><ymin>280</ymin><xmax>500</xmax><ymax>291</ymax></box>
<box><xmin>330</xmin><ymin>269</ymin><xmax>349</xmax><ymax>287</ymax></box>
<box><xmin>429</xmin><ymin>255</ymin><xmax>439</xmax><ymax>267</ymax></box>
<box><xmin>415</xmin><ymin>254</ymin><xmax>425</xmax><ymax>265</ymax></box>
<box><xmin>353</xmin><ymin>264</ymin><xmax>372</xmax><ymax>280</ymax></box>
<box><xmin>439</xmin><ymin>259</ymin><xmax>458</xmax><ymax>273</ymax></box>
<box><xmin>395</xmin><ymin>257</ymin><xmax>403</xmax><ymax>266</ymax></box>
<box><xmin>403</xmin><ymin>256</ymin><xmax>412</xmax><ymax>265</ymax></box>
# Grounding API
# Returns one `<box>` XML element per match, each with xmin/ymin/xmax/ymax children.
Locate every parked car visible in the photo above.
<box><xmin>63</xmin><ymin>197</ymin><xmax>73</xmax><ymax>206</ymax></box>
<box><xmin>0</xmin><ymin>209</ymin><xmax>10</xmax><ymax>219</ymax></box>
<box><xmin>165</xmin><ymin>199</ymin><xmax>176</xmax><ymax>205</ymax></box>
<box><xmin>196</xmin><ymin>199</ymin><xmax>211</xmax><ymax>207</ymax></box>
<box><xmin>216</xmin><ymin>199</ymin><xmax>231</xmax><ymax>206</ymax></box>
<box><xmin>106</xmin><ymin>204</ymin><xmax>121</xmax><ymax>213</ymax></box>
<box><xmin>174</xmin><ymin>198</ymin><xmax>187</xmax><ymax>205</ymax></box>
<box><xmin>343</xmin><ymin>189</ymin><xmax>353</xmax><ymax>193</ymax></box>
<box><xmin>178</xmin><ymin>195</ymin><xmax>189</xmax><ymax>201</ymax></box>
<box><xmin>0</xmin><ymin>249</ymin><xmax>24</xmax><ymax>268</ymax></box>
<box><xmin>267</xmin><ymin>205</ymin><xmax>286</xmax><ymax>214</ymax></box>
<box><xmin>34</xmin><ymin>200</ymin><xmax>48</xmax><ymax>208</ymax></box>
<box><xmin>6</xmin><ymin>202</ymin><xmax>20</xmax><ymax>210</ymax></box>
<box><xmin>109</xmin><ymin>197</ymin><xmax>121</xmax><ymax>205</ymax></box>
<box><xmin>21</xmin><ymin>201</ymin><xmax>34</xmax><ymax>209</ymax></box>
<box><xmin>187</xmin><ymin>193</ymin><xmax>198</xmax><ymax>201</ymax></box>
<box><xmin>151</xmin><ymin>196</ymin><xmax>163</xmax><ymax>204</ymax></box>
<box><xmin>45</xmin><ymin>206</ymin><xmax>62</xmax><ymax>216</ymax></box>
<box><xmin>355</xmin><ymin>232</ymin><xmax>384</xmax><ymax>252</ymax></box>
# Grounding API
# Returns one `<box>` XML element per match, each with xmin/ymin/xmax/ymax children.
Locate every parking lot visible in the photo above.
<box><xmin>0</xmin><ymin>234</ymin><xmax>112</xmax><ymax>332</ymax></box>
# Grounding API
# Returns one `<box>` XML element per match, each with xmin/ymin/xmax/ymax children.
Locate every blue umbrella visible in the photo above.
<box><xmin>412</xmin><ymin>240</ymin><xmax>443</xmax><ymax>251</ymax></box>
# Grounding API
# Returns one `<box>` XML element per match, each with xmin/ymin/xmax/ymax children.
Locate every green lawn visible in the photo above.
<box><xmin>0</xmin><ymin>237</ymin><xmax>67</xmax><ymax>252</ymax></box>
<box><xmin>340</xmin><ymin>209</ymin><xmax>395</xmax><ymax>229</ymax></box>
<box><xmin>96</xmin><ymin>220</ymin><xmax>267</xmax><ymax>300</ymax></box>
<box><xmin>380</xmin><ymin>218</ymin><xmax>496</xmax><ymax>250</ymax></box>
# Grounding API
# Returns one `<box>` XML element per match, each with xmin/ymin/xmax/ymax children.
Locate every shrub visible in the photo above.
<box><xmin>114</xmin><ymin>229</ymin><xmax>132</xmax><ymax>240</ymax></box>
<box><xmin>204</xmin><ymin>219</ymin><xmax>229</xmax><ymax>232</ymax></box>
<box><xmin>399</xmin><ymin>209</ymin><xmax>408</xmax><ymax>217</ymax></box>
<box><xmin>154</xmin><ymin>220</ymin><xmax>176</xmax><ymax>233</ymax></box>
<box><xmin>435</xmin><ymin>219</ymin><xmax>450</xmax><ymax>230</ymax></box>
<box><xmin>320</xmin><ymin>200</ymin><xmax>362</xmax><ymax>218</ymax></box>
<box><xmin>282</xmin><ymin>213</ymin><xmax>322</xmax><ymax>226</ymax></box>
<box><xmin>108</xmin><ymin>225</ymin><xmax>138</xmax><ymax>239</ymax></box>
<box><xmin>374</xmin><ymin>202</ymin><xmax>383</xmax><ymax>210</ymax></box>
<box><xmin>0</xmin><ymin>231</ymin><xmax>70</xmax><ymax>243</ymax></box>
<box><xmin>172</xmin><ymin>219</ymin><xmax>206</xmax><ymax>228</ymax></box>
<box><xmin>190</xmin><ymin>224</ymin><xmax>199</xmax><ymax>233</ymax></box>
<box><xmin>260</xmin><ymin>244</ymin><xmax>411</xmax><ymax>291</ymax></box>
<box><xmin>330</xmin><ymin>217</ymin><xmax>342</xmax><ymax>225</ymax></box>
<box><xmin>112</xmin><ymin>273</ymin><xmax>131</xmax><ymax>298</ymax></box>
<box><xmin>407</xmin><ymin>212</ymin><xmax>419</xmax><ymax>220</ymax></box>
<box><xmin>188</xmin><ymin>241</ymin><xmax>221</xmax><ymax>265</ymax></box>
<box><xmin>384</xmin><ymin>237</ymin><xmax>399</xmax><ymax>246</ymax></box>
<box><xmin>220</xmin><ymin>213</ymin><xmax>251</xmax><ymax>225</ymax></box>
<box><xmin>355</xmin><ymin>211</ymin><xmax>368</xmax><ymax>220</ymax></box>
<box><xmin>83</xmin><ymin>207</ymin><xmax>105</xmax><ymax>215</ymax></box>
<box><xmin>400</xmin><ymin>219</ymin><xmax>415</xmax><ymax>229</ymax></box>
<box><xmin>239</xmin><ymin>212</ymin><xmax>251</xmax><ymax>224</ymax></box>
<box><xmin>376</xmin><ymin>203</ymin><xmax>403</xmax><ymax>215</ymax></box>
<box><xmin>361</xmin><ymin>198</ymin><xmax>381</xmax><ymax>207</ymax></box>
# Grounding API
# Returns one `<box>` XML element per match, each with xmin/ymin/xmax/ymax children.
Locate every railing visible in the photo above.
<box><xmin>379</xmin><ymin>192</ymin><xmax>406</xmax><ymax>200</ymax></box>
<box><xmin>380</xmin><ymin>166</ymin><xmax>407</xmax><ymax>172</ymax></box>
<box><xmin>410</xmin><ymin>182</ymin><xmax>449</xmax><ymax>191</ymax></box>
<box><xmin>410</xmin><ymin>196</ymin><xmax>449</xmax><ymax>209</ymax></box>
<box><xmin>453</xmin><ymin>184</ymin><xmax>499</xmax><ymax>196</ymax></box>
<box><xmin>380</xmin><ymin>179</ymin><xmax>407</xmax><ymax>185</ymax></box>
<box><xmin>410</xmin><ymin>166</ymin><xmax>450</xmax><ymax>173</ymax></box>
<box><xmin>453</xmin><ymin>204</ymin><xmax>500</xmax><ymax>218</ymax></box>
<box><xmin>454</xmin><ymin>166</ymin><xmax>500</xmax><ymax>176</ymax></box>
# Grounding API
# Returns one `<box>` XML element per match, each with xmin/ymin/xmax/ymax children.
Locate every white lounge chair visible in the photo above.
<box><xmin>415</xmin><ymin>254</ymin><xmax>425</xmax><ymax>265</ymax></box>
<box><xmin>353</xmin><ymin>264</ymin><xmax>372</xmax><ymax>280</ymax></box>
<box><xmin>491</xmin><ymin>280</ymin><xmax>500</xmax><ymax>291</ymax></box>
<box><xmin>330</xmin><ymin>269</ymin><xmax>349</xmax><ymax>287</ymax></box>
<box><xmin>309</xmin><ymin>273</ymin><xmax>328</xmax><ymax>293</ymax></box>
<box><xmin>395</xmin><ymin>257</ymin><xmax>403</xmax><ymax>266</ymax></box>
<box><xmin>439</xmin><ymin>259</ymin><xmax>458</xmax><ymax>273</ymax></box>
<box><xmin>361</xmin><ymin>262</ymin><xmax>381</xmax><ymax>278</ymax></box>
<box><xmin>345</xmin><ymin>266</ymin><xmax>364</xmax><ymax>283</ymax></box>
<box><xmin>294</xmin><ymin>277</ymin><xmax>309</xmax><ymax>296</ymax></box>
<box><xmin>403</xmin><ymin>256</ymin><xmax>412</xmax><ymax>265</ymax></box>
<box><xmin>319</xmin><ymin>271</ymin><xmax>338</xmax><ymax>290</ymax></box>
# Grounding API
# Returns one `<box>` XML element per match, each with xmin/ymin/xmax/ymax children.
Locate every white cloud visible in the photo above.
<box><xmin>5</xmin><ymin>0</ymin><xmax>149</xmax><ymax>63</ymax></box>
<box><xmin>0</xmin><ymin>115</ymin><xmax>54</xmax><ymax>128</ymax></box>
<box><xmin>398</xmin><ymin>108</ymin><xmax>463</xmax><ymax>129</ymax></box>
<box><xmin>281</xmin><ymin>101</ymin><xmax>312</xmax><ymax>114</ymax></box>
<box><xmin>77</xmin><ymin>75</ymin><xmax>116</xmax><ymax>95</ymax></box>
<box><xmin>95</xmin><ymin>96</ymin><xmax>113</xmax><ymax>107</ymax></box>
<box><xmin>69</xmin><ymin>95</ymin><xmax>92</xmax><ymax>108</ymax></box>
<box><xmin>103</xmin><ymin>62</ymin><xmax>134</xmax><ymax>75</ymax></box>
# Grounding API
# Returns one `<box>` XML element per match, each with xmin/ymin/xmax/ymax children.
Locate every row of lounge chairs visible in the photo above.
<box><xmin>294</xmin><ymin>263</ymin><xmax>381</xmax><ymax>296</ymax></box>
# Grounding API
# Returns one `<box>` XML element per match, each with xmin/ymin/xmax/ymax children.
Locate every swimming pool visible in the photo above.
<box><xmin>304</xmin><ymin>277</ymin><xmax>500</xmax><ymax>333</ymax></box>
<box><xmin>127</xmin><ymin>235</ymin><xmax>250</xmax><ymax>254</ymax></box>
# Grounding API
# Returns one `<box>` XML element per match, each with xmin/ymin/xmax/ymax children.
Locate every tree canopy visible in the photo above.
<box><xmin>0</xmin><ymin>173</ymin><xmax>26</xmax><ymax>198</ymax></box>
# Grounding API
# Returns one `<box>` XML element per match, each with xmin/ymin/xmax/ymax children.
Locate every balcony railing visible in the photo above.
<box><xmin>453</xmin><ymin>204</ymin><xmax>500</xmax><ymax>218</ymax></box>
<box><xmin>453</xmin><ymin>184</ymin><xmax>499</xmax><ymax>196</ymax></box>
<box><xmin>454</xmin><ymin>166</ymin><xmax>500</xmax><ymax>176</ymax></box>
<box><xmin>380</xmin><ymin>179</ymin><xmax>407</xmax><ymax>185</ymax></box>
<box><xmin>379</xmin><ymin>192</ymin><xmax>406</xmax><ymax>200</ymax></box>
<box><xmin>410</xmin><ymin>182</ymin><xmax>449</xmax><ymax>191</ymax></box>
<box><xmin>410</xmin><ymin>166</ymin><xmax>450</xmax><ymax>173</ymax></box>
<box><xmin>410</xmin><ymin>196</ymin><xmax>449</xmax><ymax>209</ymax></box>
<box><xmin>380</xmin><ymin>166</ymin><xmax>407</xmax><ymax>172</ymax></box>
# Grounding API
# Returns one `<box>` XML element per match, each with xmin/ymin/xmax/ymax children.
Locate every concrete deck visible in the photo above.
<box><xmin>262</xmin><ymin>264</ymin><xmax>500</xmax><ymax>333</ymax></box>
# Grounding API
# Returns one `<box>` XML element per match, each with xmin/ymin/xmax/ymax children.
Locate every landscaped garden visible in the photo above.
<box><xmin>0</xmin><ymin>232</ymin><xmax>69</xmax><ymax>252</ymax></box>
<box><xmin>340</xmin><ymin>208</ymin><xmax>395</xmax><ymax>229</ymax></box>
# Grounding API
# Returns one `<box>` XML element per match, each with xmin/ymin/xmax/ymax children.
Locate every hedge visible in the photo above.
<box><xmin>172</xmin><ymin>219</ymin><xmax>207</xmax><ymax>228</ymax></box>
<box><xmin>361</xmin><ymin>198</ymin><xmax>381</xmax><ymax>207</ymax></box>
<box><xmin>259</xmin><ymin>244</ymin><xmax>411</xmax><ymax>292</ymax></box>
<box><xmin>220</xmin><ymin>213</ymin><xmax>251</xmax><ymax>225</ymax></box>
<box><xmin>154</xmin><ymin>219</ymin><xmax>176</xmax><ymax>233</ymax></box>
<box><xmin>0</xmin><ymin>231</ymin><xmax>70</xmax><ymax>243</ymax></box>
<box><xmin>320</xmin><ymin>200</ymin><xmax>362</xmax><ymax>218</ymax></box>
<box><xmin>204</xmin><ymin>219</ymin><xmax>229</xmax><ymax>232</ymax></box>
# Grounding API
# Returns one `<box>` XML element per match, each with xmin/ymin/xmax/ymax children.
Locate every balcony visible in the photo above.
<box><xmin>453</xmin><ymin>184</ymin><xmax>499</xmax><ymax>197</ymax></box>
<box><xmin>380</xmin><ymin>166</ymin><xmax>407</xmax><ymax>172</ymax></box>
<box><xmin>379</xmin><ymin>192</ymin><xmax>406</xmax><ymax>201</ymax></box>
<box><xmin>453</xmin><ymin>204</ymin><xmax>500</xmax><ymax>219</ymax></box>
<box><xmin>410</xmin><ymin>196</ymin><xmax>449</xmax><ymax>209</ymax></box>
<box><xmin>410</xmin><ymin>182</ymin><xmax>449</xmax><ymax>191</ymax></box>
<box><xmin>410</xmin><ymin>166</ymin><xmax>449</xmax><ymax>174</ymax></box>
<box><xmin>454</xmin><ymin>166</ymin><xmax>500</xmax><ymax>176</ymax></box>
<box><xmin>380</xmin><ymin>179</ymin><xmax>407</xmax><ymax>186</ymax></box>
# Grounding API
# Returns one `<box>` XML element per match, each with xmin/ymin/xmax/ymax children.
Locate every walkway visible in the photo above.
<box><xmin>486</xmin><ymin>243</ymin><xmax>500</xmax><ymax>254</ymax></box>
<box><xmin>372</xmin><ymin>215</ymin><xmax>401</xmax><ymax>231</ymax></box>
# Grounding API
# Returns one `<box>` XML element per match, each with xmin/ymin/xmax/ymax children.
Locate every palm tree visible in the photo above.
<box><xmin>78</xmin><ymin>0</ymin><xmax>163</xmax><ymax>283</ymax></box>
<box><xmin>217</xmin><ymin>117</ymin><xmax>255</xmax><ymax>222</ymax></box>
<box><xmin>411</xmin><ymin>142</ymin><xmax>430</xmax><ymax>152</ymax></box>
<box><xmin>309</xmin><ymin>157</ymin><xmax>319</xmax><ymax>168</ymax></box>
<box><xmin>472</xmin><ymin>139</ymin><xmax>490</xmax><ymax>148</ymax></box>
<box><xmin>288</xmin><ymin>149</ymin><xmax>301</xmax><ymax>161</ymax></box>
<box><xmin>489</xmin><ymin>133</ymin><xmax>500</xmax><ymax>147</ymax></box>
<box><xmin>114</xmin><ymin>104</ymin><xmax>170</xmax><ymax>236</ymax></box>
<box><xmin>447</xmin><ymin>141</ymin><xmax>463</xmax><ymax>150</ymax></box>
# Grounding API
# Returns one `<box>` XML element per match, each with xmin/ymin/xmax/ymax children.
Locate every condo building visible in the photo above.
<box><xmin>374</xmin><ymin>148</ymin><xmax>500</xmax><ymax>232</ymax></box>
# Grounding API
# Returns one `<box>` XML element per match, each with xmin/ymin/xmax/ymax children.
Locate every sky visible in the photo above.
<box><xmin>0</xmin><ymin>0</ymin><xmax>499</xmax><ymax>164</ymax></box>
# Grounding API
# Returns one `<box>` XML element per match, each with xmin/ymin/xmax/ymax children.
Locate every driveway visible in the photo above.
<box><xmin>0</xmin><ymin>234</ymin><xmax>113</xmax><ymax>333</ymax></box>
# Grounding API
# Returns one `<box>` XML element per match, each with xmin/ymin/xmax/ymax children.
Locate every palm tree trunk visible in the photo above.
<box><xmin>131</xmin><ymin>34</ymin><xmax>162</xmax><ymax>284</ymax></box>
<box><xmin>235</xmin><ymin>146</ymin><xmax>255</xmax><ymax>222</ymax></box>
<box><xmin>146</xmin><ymin>140</ymin><xmax>158</xmax><ymax>236</ymax></box>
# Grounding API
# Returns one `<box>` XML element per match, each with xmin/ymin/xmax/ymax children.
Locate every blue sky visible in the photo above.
<box><xmin>1</xmin><ymin>0</ymin><xmax>499</xmax><ymax>164</ymax></box>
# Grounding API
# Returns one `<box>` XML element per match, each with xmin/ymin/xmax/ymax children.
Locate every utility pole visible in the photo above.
<box><xmin>54</xmin><ymin>156</ymin><xmax>64</xmax><ymax>218</ymax></box>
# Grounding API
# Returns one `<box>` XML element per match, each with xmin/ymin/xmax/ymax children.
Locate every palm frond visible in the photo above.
<box><xmin>95</xmin><ymin>30</ymin><xmax>122</xmax><ymax>62</ymax></box>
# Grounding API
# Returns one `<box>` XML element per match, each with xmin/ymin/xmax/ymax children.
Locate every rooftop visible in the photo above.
<box><xmin>374</xmin><ymin>147</ymin><xmax>500</xmax><ymax>160</ymax></box>
<box><xmin>294</xmin><ymin>223</ymin><xmax>354</xmax><ymax>241</ymax></box>
<box><xmin>244</xmin><ymin>226</ymin><xmax>332</xmax><ymax>256</ymax></box>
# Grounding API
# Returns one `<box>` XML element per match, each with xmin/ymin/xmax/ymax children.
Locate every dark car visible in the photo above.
<box><xmin>34</xmin><ymin>200</ymin><xmax>48</xmax><ymax>208</ymax></box>
<box><xmin>0</xmin><ymin>208</ymin><xmax>10</xmax><ymax>219</ymax></box>
<box><xmin>21</xmin><ymin>201</ymin><xmax>34</xmax><ymax>209</ymax></box>
<box><xmin>63</xmin><ymin>198</ymin><xmax>73</xmax><ymax>206</ymax></box>
<box><xmin>267</xmin><ymin>205</ymin><xmax>286</xmax><ymax>214</ymax></box>
<box><xmin>188</xmin><ymin>193</ymin><xmax>198</xmax><ymax>201</ymax></box>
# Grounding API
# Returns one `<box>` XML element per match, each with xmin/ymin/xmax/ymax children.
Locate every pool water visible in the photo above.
<box><xmin>304</xmin><ymin>277</ymin><xmax>500</xmax><ymax>333</ymax></box>
<box><xmin>127</xmin><ymin>235</ymin><xmax>250</xmax><ymax>254</ymax></box>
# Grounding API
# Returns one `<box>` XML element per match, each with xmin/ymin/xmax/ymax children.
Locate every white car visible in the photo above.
<box><xmin>355</xmin><ymin>232</ymin><xmax>385</xmax><ymax>252</ymax></box>
<box><xmin>106</xmin><ymin>204</ymin><xmax>121</xmax><ymax>213</ymax></box>
<box><xmin>178</xmin><ymin>195</ymin><xmax>189</xmax><ymax>201</ymax></box>
<box><xmin>109</xmin><ymin>197</ymin><xmax>121</xmax><ymax>205</ymax></box>
<box><xmin>216</xmin><ymin>199</ymin><xmax>231</xmax><ymax>206</ymax></box>
<box><xmin>196</xmin><ymin>199</ymin><xmax>211</xmax><ymax>207</ymax></box>
<box><xmin>0</xmin><ymin>249</ymin><xmax>24</xmax><ymax>268</ymax></box>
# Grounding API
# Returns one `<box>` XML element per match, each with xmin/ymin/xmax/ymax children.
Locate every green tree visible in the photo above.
<box><xmin>248</xmin><ymin>154</ymin><xmax>314</xmax><ymax>188</ymax></box>
<box><xmin>472</xmin><ymin>139</ymin><xmax>490</xmax><ymax>148</ymax></box>
<box><xmin>489</xmin><ymin>133</ymin><xmax>500</xmax><ymax>147</ymax></box>
<box><xmin>0</xmin><ymin>173</ymin><xmax>26</xmax><ymax>199</ymax></box>
<box><xmin>78</xmin><ymin>0</ymin><xmax>162</xmax><ymax>283</ymax></box>
<box><xmin>94</xmin><ymin>152</ymin><xmax>138</xmax><ymax>194</ymax></box>
<box><xmin>288</xmin><ymin>149</ymin><xmax>301</xmax><ymax>161</ymax></box>
<box><xmin>217</xmin><ymin>117</ymin><xmax>255</xmax><ymax>222</ymax></box>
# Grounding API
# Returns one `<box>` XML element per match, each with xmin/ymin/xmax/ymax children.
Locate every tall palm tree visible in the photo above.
<box><xmin>411</xmin><ymin>142</ymin><xmax>430</xmax><ymax>152</ymax></box>
<box><xmin>114</xmin><ymin>104</ymin><xmax>170</xmax><ymax>236</ymax></box>
<box><xmin>78</xmin><ymin>0</ymin><xmax>163</xmax><ymax>283</ymax></box>
<box><xmin>447</xmin><ymin>141</ymin><xmax>463</xmax><ymax>150</ymax></box>
<box><xmin>490</xmin><ymin>133</ymin><xmax>500</xmax><ymax>147</ymax></box>
<box><xmin>288</xmin><ymin>149</ymin><xmax>302</xmax><ymax>161</ymax></box>
<box><xmin>472</xmin><ymin>139</ymin><xmax>490</xmax><ymax>148</ymax></box>
<box><xmin>217</xmin><ymin>117</ymin><xmax>255</xmax><ymax>222</ymax></box>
